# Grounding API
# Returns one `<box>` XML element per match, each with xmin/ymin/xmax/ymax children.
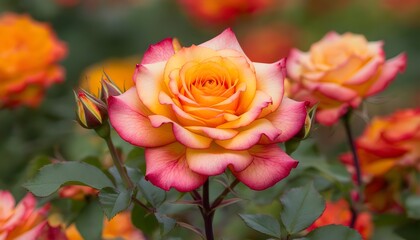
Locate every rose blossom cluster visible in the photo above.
<box><xmin>286</xmin><ymin>32</ymin><xmax>406</xmax><ymax>125</ymax></box>
<box><xmin>0</xmin><ymin>13</ymin><xmax>67</xmax><ymax>108</ymax></box>
<box><xmin>341</xmin><ymin>108</ymin><xmax>420</xmax><ymax>212</ymax></box>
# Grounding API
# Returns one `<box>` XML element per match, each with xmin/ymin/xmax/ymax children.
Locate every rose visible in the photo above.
<box><xmin>0</xmin><ymin>13</ymin><xmax>67</xmax><ymax>108</ymax></box>
<box><xmin>307</xmin><ymin>199</ymin><xmax>373</xmax><ymax>240</ymax></box>
<box><xmin>287</xmin><ymin>32</ymin><xmax>406</xmax><ymax>125</ymax></box>
<box><xmin>340</xmin><ymin>108</ymin><xmax>420</xmax><ymax>212</ymax></box>
<box><xmin>108</xmin><ymin>29</ymin><xmax>307</xmax><ymax>191</ymax></box>
<box><xmin>0</xmin><ymin>191</ymin><xmax>50</xmax><ymax>240</ymax></box>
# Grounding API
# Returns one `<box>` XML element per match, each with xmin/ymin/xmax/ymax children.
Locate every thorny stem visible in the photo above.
<box><xmin>342</xmin><ymin>112</ymin><xmax>364</xmax><ymax>228</ymax></box>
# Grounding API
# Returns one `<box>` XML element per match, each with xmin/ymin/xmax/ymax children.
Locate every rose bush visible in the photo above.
<box><xmin>109</xmin><ymin>29</ymin><xmax>307</xmax><ymax>191</ymax></box>
<box><xmin>287</xmin><ymin>32</ymin><xmax>406</xmax><ymax>125</ymax></box>
<box><xmin>0</xmin><ymin>13</ymin><xmax>67</xmax><ymax>108</ymax></box>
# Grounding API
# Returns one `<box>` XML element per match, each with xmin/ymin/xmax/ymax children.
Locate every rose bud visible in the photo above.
<box><xmin>100</xmin><ymin>73</ymin><xmax>123</xmax><ymax>104</ymax></box>
<box><xmin>74</xmin><ymin>89</ymin><xmax>107</xmax><ymax>129</ymax></box>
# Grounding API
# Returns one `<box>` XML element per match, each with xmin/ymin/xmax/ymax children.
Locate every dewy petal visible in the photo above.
<box><xmin>149</xmin><ymin>115</ymin><xmax>212</xmax><ymax>149</ymax></box>
<box><xmin>316</xmin><ymin>104</ymin><xmax>349</xmax><ymax>126</ymax></box>
<box><xmin>254</xmin><ymin>59</ymin><xmax>286</xmax><ymax>117</ymax></box>
<box><xmin>264</xmin><ymin>97</ymin><xmax>307</xmax><ymax>142</ymax></box>
<box><xmin>199</xmin><ymin>28</ymin><xmax>245</xmax><ymax>54</ymax></box>
<box><xmin>186</xmin><ymin>144</ymin><xmax>253</xmax><ymax>176</ymax></box>
<box><xmin>141</xmin><ymin>38</ymin><xmax>176</xmax><ymax>64</ymax></box>
<box><xmin>232</xmin><ymin>144</ymin><xmax>298</xmax><ymax>191</ymax></box>
<box><xmin>145</xmin><ymin>142</ymin><xmax>207</xmax><ymax>192</ymax></box>
<box><xmin>366</xmin><ymin>53</ymin><xmax>407</xmax><ymax>96</ymax></box>
<box><xmin>218</xmin><ymin>91</ymin><xmax>272</xmax><ymax>129</ymax></box>
<box><xmin>108</xmin><ymin>88</ymin><xmax>176</xmax><ymax>148</ymax></box>
<box><xmin>135</xmin><ymin>62</ymin><xmax>177</xmax><ymax>119</ymax></box>
<box><xmin>216</xmin><ymin>119</ymin><xmax>281</xmax><ymax>150</ymax></box>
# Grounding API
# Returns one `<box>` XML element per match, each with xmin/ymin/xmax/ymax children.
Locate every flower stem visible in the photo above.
<box><xmin>104</xmin><ymin>133</ymin><xmax>134</xmax><ymax>190</ymax></box>
<box><xmin>342</xmin><ymin>112</ymin><xmax>363</xmax><ymax>228</ymax></box>
<box><xmin>211</xmin><ymin>179</ymin><xmax>240</xmax><ymax>210</ymax></box>
<box><xmin>202</xmin><ymin>180</ymin><xmax>214</xmax><ymax>240</ymax></box>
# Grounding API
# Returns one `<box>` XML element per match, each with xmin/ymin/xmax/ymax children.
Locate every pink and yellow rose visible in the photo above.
<box><xmin>308</xmin><ymin>199</ymin><xmax>373</xmax><ymax>240</ymax></box>
<box><xmin>0</xmin><ymin>13</ymin><xmax>67</xmax><ymax>108</ymax></box>
<box><xmin>287</xmin><ymin>32</ymin><xmax>406</xmax><ymax>125</ymax></box>
<box><xmin>0</xmin><ymin>191</ymin><xmax>50</xmax><ymax>240</ymax></box>
<box><xmin>109</xmin><ymin>29</ymin><xmax>307</xmax><ymax>191</ymax></box>
<box><xmin>341</xmin><ymin>108</ymin><xmax>420</xmax><ymax>211</ymax></box>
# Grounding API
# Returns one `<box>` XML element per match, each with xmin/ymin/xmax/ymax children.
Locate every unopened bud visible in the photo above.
<box><xmin>74</xmin><ymin>89</ymin><xmax>107</xmax><ymax>129</ymax></box>
<box><xmin>99</xmin><ymin>72</ymin><xmax>123</xmax><ymax>104</ymax></box>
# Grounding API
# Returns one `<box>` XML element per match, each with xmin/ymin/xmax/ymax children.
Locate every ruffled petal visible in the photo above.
<box><xmin>254</xmin><ymin>59</ymin><xmax>286</xmax><ymax>117</ymax></box>
<box><xmin>366</xmin><ymin>53</ymin><xmax>406</xmax><ymax>96</ymax></box>
<box><xmin>141</xmin><ymin>38</ymin><xmax>176</xmax><ymax>64</ymax></box>
<box><xmin>186</xmin><ymin>144</ymin><xmax>253</xmax><ymax>175</ymax></box>
<box><xmin>265</xmin><ymin>97</ymin><xmax>307</xmax><ymax>142</ymax></box>
<box><xmin>199</xmin><ymin>28</ymin><xmax>245</xmax><ymax>53</ymax></box>
<box><xmin>149</xmin><ymin>115</ymin><xmax>212</xmax><ymax>149</ymax></box>
<box><xmin>145</xmin><ymin>143</ymin><xmax>207</xmax><ymax>192</ymax></box>
<box><xmin>232</xmin><ymin>144</ymin><xmax>298</xmax><ymax>190</ymax></box>
<box><xmin>216</xmin><ymin>119</ymin><xmax>281</xmax><ymax>150</ymax></box>
<box><xmin>108</xmin><ymin>88</ymin><xmax>176</xmax><ymax>147</ymax></box>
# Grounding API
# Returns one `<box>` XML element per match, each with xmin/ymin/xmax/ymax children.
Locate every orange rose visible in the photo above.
<box><xmin>0</xmin><ymin>13</ymin><xmax>67</xmax><ymax>108</ymax></box>
<box><xmin>308</xmin><ymin>199</ymin><xmax>373</xmax><ymax>240</ymax></box>
<box><xmin>64</xmin><ymin>212</ymin><xmax>145</xmax><ymax>240</ymax></box>
<box><xmin>287</xmin><ymin>32</ymin><xmax>406</xmax><ymax>125</ymax></box>
<box><xmin>0</xmin><ymin>191</ymin><xmax>50</xmax><ymax>240</ymax></box>
<box><xmin>341</xmin><ymin>108</ymin><xmax>420</xmax><ymax>212</ymax></box>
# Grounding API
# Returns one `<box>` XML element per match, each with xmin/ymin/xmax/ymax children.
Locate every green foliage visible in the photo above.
<box><xmin>131</xmin><ymin>204</ymin><xmax>159</xmax><ymax>237</ymax></box>
<box><xmin>155</xmin><ymin>213</ymin><xmax>177</xmax><ymax>236</ymax></box>
<box><xmin>280</xmin><ymin>183</ymin><xmax>325</xmax><ymax>235</ymax></box>
<box><xmin>405</xmin><ymin>195</ymin><xmax>420</xmax><ymax>219</ymax></box>
<box><xmin>23</xmin><ymin>161</ymin><xmax>114</xmax><ymax>197</ymax></box>
<box><xmin>239</xmin><ymin>214</ymin><xmax>281</xmax><ymax>239</ymax></box>
<box><xmin>300</xmin><ymin>225</ymin><xmax>362</xmax><ymax>240</ymax></box>
<box><xmin>98</xmin><ymin>187</ymin><xmax>132</xmax><ymax>219</ymax></box>
<box><xmin>75</xmin><ymin>199</ymin><xmax>104</xmax><ymax>240</ymax></box>
<box><xmin>138</xmin><ymin>178</ymin><xmax>166</xmax><ymax>208</ymax></box>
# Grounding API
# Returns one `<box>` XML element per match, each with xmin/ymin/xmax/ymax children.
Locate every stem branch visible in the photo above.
<box><xmin>202</xmin><ymin>180</ymin><xmax>214</xmax><ymax>240</ymax></box>
<box><xmin>105</xmin><ymin>135</ymin><xmax>134</xmax><ymax>189</ymax></box>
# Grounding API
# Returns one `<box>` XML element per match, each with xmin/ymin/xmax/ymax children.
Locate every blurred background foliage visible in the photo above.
<box><xmin>0</xmin><ymin>0</ymin><xmax>419</xmax><ymax>238</ymax></box>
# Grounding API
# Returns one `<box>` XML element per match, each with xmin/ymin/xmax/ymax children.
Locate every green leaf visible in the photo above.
<box><xmin>98</xmin><ymin>187</ymin><xmax>132</xmax><ymax>219</ymax></box>
<box><xmin>155</xmin><ymin>213</ymin><xmax>176</xmax><ymax>236</ymax></box>
<box><xmin>302</xmin><ymin>225</ymin><xmax>362</xmax><ymax>240</ymax></box>
<box><xmin>23</xmin><ymin>162</ymin><xmax>114</xmax><ymax>197</ymax></box>
<box><xmin>131</xmin><ymin>204</ymin><xmax>159</xmax><ymax>237</ymax></box>
<box><xmin>138</xmin><ymin>178</ymin><xmax>166</xmax><ymax>207</ymax></box>
<box><xmin>405</xmin><ymin>195</ymin><xmax>420</xmax><ymax>219</ymax></box>
<box><xmin>285</xmin><ymin>139</ymin><xmax>301</xmax><ymax>155</ymax></box>
<box><xmin>108</xmin><ymin>166</ymin><xmax>142</xmax><ymax>188</ymax></box>
<box><xmin>280</xmin><ymin>183</ymin><xmax>325</xmax><ymax>234</ymax></box>
<box><xmin>75</xmin><ymin>199</ymin><xmax>104</xmax><ymax>240</ymax></box>
<box><xmin>239</xmin><ymin>214</ymin><xmax>281</xmax><ymax>238</ymax></box>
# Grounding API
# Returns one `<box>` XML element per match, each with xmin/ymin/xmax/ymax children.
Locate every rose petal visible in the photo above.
<box><xmin>303</xmin><ymin>81</ymin><xmax>358</xmax><ymax>102</ymax></box>
<box><xmin>232</xmin><ymin>144</ymin><xmax>298</xmax><ymax>190</ymax></box>
<box><xmin>216</xmin><ymin>119</ymin><xmax>281</xmax><ymax>150</ymax></box>
<box><xmin>316</xmin><ymin>104</ymin><xmax>349</xmax><ymax>126</ymax></box>
<box><xmin>366</xmin><ymin>53</ymin><xmax>407</xmax><ymax>96</ymax></box>
<box><xmin>141</xmin><ymin>38</ymin><xmax>176</xmax><ymax>64</ymax></box>
<box><xmin>14</xmin><ymin>222</ymin><xmax>47</xmax><ymax>240</ymax></box>
<box><xmin>186</xmin><ymin>144</ymin><xmax>253</xmax><ymax>175</ymax></box>
<box><xmin>265</xmin><ymin>97</ymin><xmax>307</xmax><ymax>142</ymax></box>
<box><xmin>135</xmin><ymin>62</ymin><xmax>177</xmax><ymax>118</ymax></box>
<box><xmin>108</xmin><ymin>88</ymin><xmax>176</xmax><ymax>147</ymax></box>
<box><xmin>185</xmin><ymin>126</ymin><xmax>238</xmax><ymax>140</ymax></box>
<box><xmin>286</xmin><ymin>49</ymin><xmax>307</xmax><ymax>81</ymax></box>
<box><xmin>199</xmin><ymin>28</ymin><xmax>245</xmax><ymax>53</ymax></box>
<box><xmin>254</xmin><ymin>60</ymin><xmax>286</xmax><ymax>117</ymax></box>
<box><xmin>218</xmin><ymin>90</ymin><xmax>272</xmax><ymax>129</ymax></box>
<box><xmin>149</xmin><ymin>115</ymin><xmax>212</xmax><ymax>149</ymax></box>
<box><xmin>145</xmin><ymin>143</ymin><xmax>207</xmax><ymax>192</ymax></box>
